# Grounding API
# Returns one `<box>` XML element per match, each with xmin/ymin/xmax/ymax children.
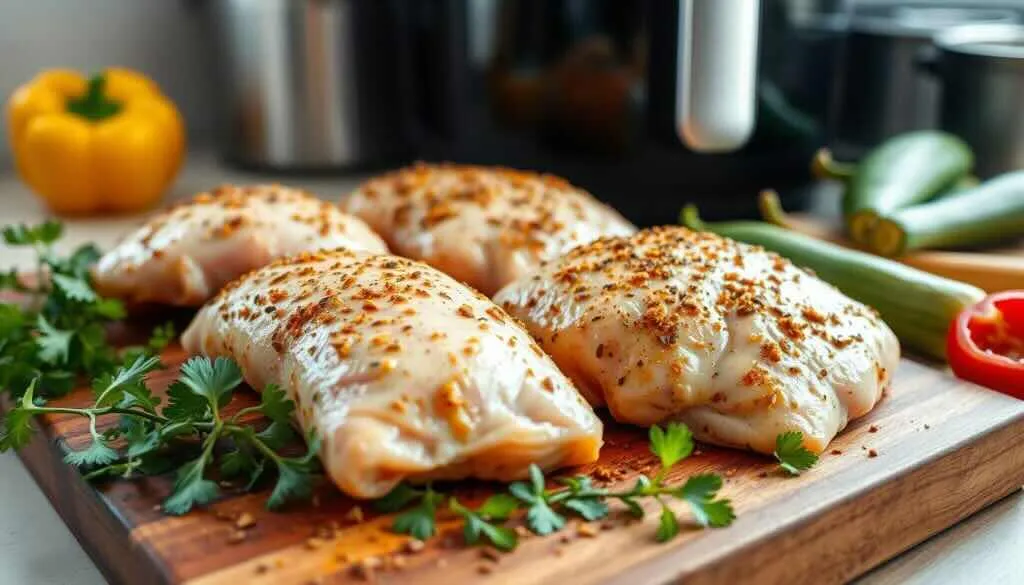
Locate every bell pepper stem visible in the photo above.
<box><xmin>67</xmin><ymin>74</ymin><xmax>121</xmax><ymax>121</ymax></box>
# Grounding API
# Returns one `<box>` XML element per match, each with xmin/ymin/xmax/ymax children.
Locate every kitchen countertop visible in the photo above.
<box><xmin>1</xmin><ymin>153</ymin><xmax>1021</xmax><ymax>585</ymax></box>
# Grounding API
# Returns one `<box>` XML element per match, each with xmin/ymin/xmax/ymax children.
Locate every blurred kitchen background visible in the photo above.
<box><xmin>1</xmin><ymin>0</ymin><xmax>1023</xmax><ymax>225</ymax></box>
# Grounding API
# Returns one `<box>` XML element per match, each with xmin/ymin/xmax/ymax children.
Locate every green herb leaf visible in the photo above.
<box><xmin>510</xmin><ymin>467</ymin><xmax>565</xmax><ymax>536</ymax></box>
<box><xmin>35</xmin><ymin>315</ymin><xmax>73</xmax><ymax>364</ymax></box>
<box><xmin>92</xmin><ymin>298</ymin><xmax>126</xmax><ymax>320</ymax></box>
<box><xmin>178</xmin><ymin>357</ymin><xmax>243</xmax><ymax>409</ymax></box>
<box><xmin>620</xmin><ymin>497</ymin><xmax>645</xmax><ymax>518</ymax></box>
<box><xmin>373</xmin><ymin>483</ymin><xmax>425</xmax><ymax>513</ymax></box>
<box><xmin>256</xmin><ymin>421</ymin><xmax>296</xmax><ymax>450</ymax></box>
<box><xmin>393</xmin><ymin>486</ymin><xmax>442</xmax><ymax>540</ymax></box>
<box><xmin>774</xmin><ymin>431</ymin><xmax>819</xmax><ymax>476</ymax></box>
<box><xmin>258</xmin><ymin>384</ymin><xmax>294</xmax><ymax>423</ymax></box>
<box><xmin>655</xmin><ymin>506</ymin><xmax>679</xmax><ymax>542</ymax></box>
<box><xmin>52</xmin><ymin>273</ymin><xmax>96</xmax><ymax>303</ymax></box>
<box><xmin>476</xmin><ymin>493</ymin><xmax>520</xmax><ymax>521</ymax></box>
<box><xmin>450</xmin><ymin>498</ymin><xmax>518</xmax><ymax>551</ymax></box>
<box><xmin>676</xmin><ymin>473</ymin><xmax>734</xmax><ymax>528</ymax></box>
<box><xmin>649</xmin><ymin>422</ymin><xmax>694</xmax><ymax>469</ymax></box>
<box><xmin>63</xmin><ymin>438</ymin><xmax>119</xmax><ymax>467</ymax></box>
<box><xmin>267</xmin><ymin>460</ymin><xmax>313</xmax><ymax>509</ymax></box>
<box><xmin>0</xmin><ymin>384</ymin><xmax>37</xmax><ymax>451</ymax></box>
<box><xmin>163</xmin><ymin>457</ymin><xmax>220</xmax><ymax>515</ymax></box>
<box><xmin>265</xmin><ymin>431</ymin><xmax>319</xmax><ymax>509</ymax></box>
<box><xmin>163</xmin><ymin>381</ymin><xmax>210</xmax><ymax>420</ymax></box>
<box><xmin>564</xmin><ymin>497</ymin><xmax>609</xmax><ymax>521</ymax></box>
<box><xmin>2</xmin><ymin>221</ymin><xmax>62</xmax><ymax>246</ymax></box>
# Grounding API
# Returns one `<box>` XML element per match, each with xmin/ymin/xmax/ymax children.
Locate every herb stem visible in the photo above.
<box><xmin>226</xmin><ymin>423</ymin><xmax>282</xmax><ymax>465</ymax></box>
<box><xmin>22</xmin><ymin>404</ymin><xmax>170</xmax><ymax>425</ymax></box>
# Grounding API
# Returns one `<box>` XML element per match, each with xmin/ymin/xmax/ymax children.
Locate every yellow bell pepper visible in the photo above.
<box><xmin>6</xmin><ymin>68</ymin><xmax>185</xmax><ymax>215</ymax></box>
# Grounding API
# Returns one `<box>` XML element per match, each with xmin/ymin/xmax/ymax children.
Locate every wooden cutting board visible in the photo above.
<box><xmin>6</xmin><ymin>343</ymin><xmax>1024</xmax><ymax>585</ymax></box>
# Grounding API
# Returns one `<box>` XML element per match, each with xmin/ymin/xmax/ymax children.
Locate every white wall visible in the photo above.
<box><xmin>0</xmin><ymin>0</ymin><xmax>216</xmax><ymax>164</ymax></box>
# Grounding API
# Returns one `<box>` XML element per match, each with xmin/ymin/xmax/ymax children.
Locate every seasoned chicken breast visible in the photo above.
<box><xmin>494</xmin><ymin>227</ymin><xmax>900</xmax><ymax>455</ymax></box>
<box><xmin>339</xmin><ymin>163</ymin><xmax>636</xmax><ymax>295</ymax></box>
<box><xmin>93</xmin><ymin>185</ymin><xmax>388</xmax><ymax>306</ymax></box>
<box><xmin>182</xmin><ymin>249</ymin><xmax>602</xmax><ymax>499</ymax></box>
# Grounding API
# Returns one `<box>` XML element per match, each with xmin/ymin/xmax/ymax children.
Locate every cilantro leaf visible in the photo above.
<box><xmin>558</xmin><ymin>475</ymin><xmax>609</xmax><ymax>520</ymax></box>
<box><xmin>450</xmin><ymin>498</ymin><xmax>518</xmax><ymax>551</ymax></box>
<box><xmin>220</xmin><ymin>448</ymin><xmax>257</xmax><ymax>479</ymax></box>
<box><xmin>267</xmin><ymin>460</ymin><xmax>313</xmax><ymax>509</ymax></box>
<box><xmin>163</xmin><ymin>381</ymin><xmax>209</xmax><ymax>420</ymax></box>
<box><xmin>92</xmin><ymin>298</ymin><xmax>126</xmax><ymax>320</ymax></box>
<box><xmin>178</xmin><ymin>357</ymin><xmax>243</xmax><ymax>409</ymax></box>
<box><xmin>162</xmin><ymin>457</ymin><xmax>220</xmax><ymax>515</ymax></box>
<box><xmin>35</xmin><ymin>315</ymin><xmax>73</xmax><ymax>364</ymax></box>
<box><xmin>373</xmin><ymin>483</ymin><xmax>424</xmax><ymax>513</ymax></box>
<box><xmin>564</xmin><ymin>497</ymin><xmax>609</xmax><ymax>521</ymax></box>
<box><xmin>676</xmin><ymin>474</ymin><xmax>734</xmax><ymax>528</ymax></box>
<box><xmin>655</xmin><ymin>506</ymin><xmax>679</xmax><ymax>542</ymax></box>
<box><xmin>52</xmin><ymin>274</ymin><xmax>96</xmax><ymax>303</ymax></box>
<box><xmin>145</xmin><ymin>322</ymin><xmax>175</xmax><ymax>353</ymax></box>
<box><xmin>509</xmin><ymin>465</ymin><xmax>565</xmax><ymax>536</ymax></box>
<box><xmin>91</xmin><ymin>355</ymin><xmax>161</xmax><ymax>409</ymax></box>
<box><xmin>63</xmin><ymin>438</ymin><xmax>119</xmax><ymax>467</ymax></box>
<box><xmin>649</xmin><ymin>422</ymin><xmax>694</xmax><ymax>469</ymax></box>
<box><xmin>393</xmin><ymin>486</ymin><xmax>442</xmax><ymax>540</ymax></box>
<box><xmin>256</xmin><ymin>421</ymin><xmax>296</xmax><ymax>450</ymax></box>
<box><xmin>266</xmin><ymin>433</ymin><xmax>320</xmax><ymax>509</ymax></box>
<box><xmin>0</xmin><ymin>403</ymin><xmax>35</xmax><ymax>451</ymax></box>
<box><xmin>774</xmin><ymin>431</ymin><xmax>819</xmax><ymax>476</ymax></box>
<box><xmin>3</xmin><ymin>221</ymin><xmax>62</xmax><ymax>246</ymax></box>
<box><xmin>258</xmin><ymin>384</ymin><xmax>294</xmax><ymax>423</ymax></box>
<box><xmin>620</xmin><ymin>497</ymin><xmax>645</xmax><ymax>518</ymax></box>
<box><xmin>476</xmin><ymin>493</ymin><xmax>520</xmax><ymax>521</ymax></box>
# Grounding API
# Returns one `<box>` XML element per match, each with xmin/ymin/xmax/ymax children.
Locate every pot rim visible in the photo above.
<box><xmin>850</xmin><ymin>5</ymin><xmax>1018</xmax><ymax>39</ymax></box>
<box><xmin>934</xmin><ymin>23</ymin><xmax>1024</xmax><ymax>62</ymax></box>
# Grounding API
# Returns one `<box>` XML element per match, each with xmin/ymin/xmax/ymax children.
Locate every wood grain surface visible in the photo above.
<box><xmin>5</xmin><ymin>344</ymin><xmax>1024</xmax><ymax>585</ymax></box>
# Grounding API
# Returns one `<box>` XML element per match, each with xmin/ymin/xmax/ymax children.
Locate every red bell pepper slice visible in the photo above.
<box><xmin>947</xmin><ymin>291</ymin><xmax>1024</xmax><ymax>399</ymax></box>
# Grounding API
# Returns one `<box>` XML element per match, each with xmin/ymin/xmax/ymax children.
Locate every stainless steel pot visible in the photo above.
<box><xmin>831</xmin><ymin>3</ymin><xmax>1018</xmax><ymax>157</ymax></box>
<box><xmin>933</xmin><ymin>23</ymin><xmax>1024</xmax><ymax>178</ymax></box>
<box><xmin>208</xmin><ymin>0</ymin><xmax>413</xmax><ymax>170</ymax></box>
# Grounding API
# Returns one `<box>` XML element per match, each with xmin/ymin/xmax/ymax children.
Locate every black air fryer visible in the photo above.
<box><xmin>396</xmin><ymin>0</ymin><xmax>843</xmax><ymax>225</ymax></box>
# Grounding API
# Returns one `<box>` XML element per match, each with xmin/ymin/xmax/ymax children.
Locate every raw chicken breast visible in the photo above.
<box><xmin>93</xmin><ymin>185</ymin><xmax>388</xmax><ymax>306</ymax></box>
<box><xmin>182</xmin><ymin>249</ymin><xmax>602</xmax><ymax>499</ymax></box>
<box><xmin>494</xmin><ymin>226</ymin><xmax>900</xmax><ymax>455</ymax></box>
<box><xmin>339</xmin><ymin>163</ymin><xmax>636</xmax><ymax>295</ymax></box>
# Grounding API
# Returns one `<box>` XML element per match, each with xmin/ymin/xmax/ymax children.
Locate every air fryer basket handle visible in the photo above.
<box><xmin>676</xmin><ymin>0</ymin><xmax>761</xmax><ymax>152</ymax></box>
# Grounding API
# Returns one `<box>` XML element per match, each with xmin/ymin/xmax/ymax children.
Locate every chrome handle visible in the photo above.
<box><xmin>676</xmin><ymin>0</ymin><xmax>761</xmax><ymax>153</ymax></box>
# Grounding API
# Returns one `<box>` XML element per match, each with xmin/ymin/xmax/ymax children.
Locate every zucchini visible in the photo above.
<box><xmin>871</xmin><ymin>170</ymin><xmax>1024</xmax><ymax>257</ymax></box>
<box><xmin>841</xmin><ymin>131</ymin><xmax>974</xmax><ymax>244</ymax></box>
<box><xmin>680</xmin><ymin>196</ymin><xmax>985</xmax><ymax>360</ymax></box>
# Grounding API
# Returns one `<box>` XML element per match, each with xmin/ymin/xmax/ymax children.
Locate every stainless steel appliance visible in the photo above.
<box><xmin>208</xmin><ymin>1</ymin><xmax>847</xmax><ymax>223</ymax></box>
<box><xmin>933</xmin><ymin>23</ymin><xmax>1024</xmax><ymax>178</ymax></box>
<box><xmin>208</xmin><ymin>0</ymin><xmax>414</xmax><ymax>170</ymax></box>
<box><xmin>830</xmin><ymin>2</ymin><xmax>1019</xmax><ymax>158</ymax></box>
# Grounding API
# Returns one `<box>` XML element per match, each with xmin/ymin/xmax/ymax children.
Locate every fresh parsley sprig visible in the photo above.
<box><xmin>0</xmin><ymin>221</ymin><xmax>172</xmax><ymax>398</ymax></box>
<box><xmin>377</xmin><ymin>422</ymin><xmax>735</xmax><ymax>550</ymax></box>
<box><xmin>0</xmin><ymin>355</ymin><xmax>320</xmax><ymax>514</ymax></box>
<box><xmin>774</xmin><ymin>431</ymin><xmax>819</xmax><ymax>476</ymax></box>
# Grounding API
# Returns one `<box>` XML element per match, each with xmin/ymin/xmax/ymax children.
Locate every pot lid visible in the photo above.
<box><xmin>850</xmin><ymin>4</ymin><xmax>1019</xmax><ymax>38</ymax></box>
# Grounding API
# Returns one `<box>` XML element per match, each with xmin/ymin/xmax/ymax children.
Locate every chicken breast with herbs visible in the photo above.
<box><xmin>93</xmin><ymin>184</ymin><xmax>388</xmax><ymax>306</ymax></box>
<box><xmin>182</xmin><ymin>249</ymin><xmax>602</xmax><ymax>499</ymax></box>
<box><xmin>339</xmin><ymin>163</ymin><xmax>636</xmax><ymax>295</ymax></box>
<box><xmin>494</xmin><ymin>226</ymin><xmax>900</xmax><ymax>455</ymax></box>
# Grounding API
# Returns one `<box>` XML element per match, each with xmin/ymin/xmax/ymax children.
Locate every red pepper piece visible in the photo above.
<box><xmin>947</xmin><ymin>291</ymin><xmax>1024</xmax><ymax>399</ymax></box>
